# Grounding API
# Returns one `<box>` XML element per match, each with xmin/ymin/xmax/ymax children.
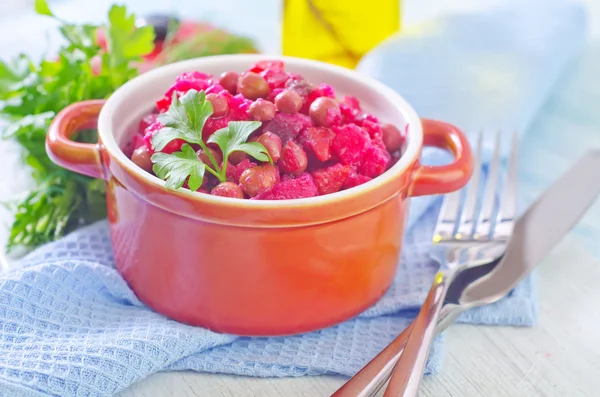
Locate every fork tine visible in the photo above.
<box><xmin>433</xmin><ymin>190</ymin><xmax>462</xmax><ymax>243</ymax></box>
<box><xmin>456</xmin><ymin>131</ymin><xmax>483</xmax><ymax>239</ymax></box>
<box><xmin>493</xmin><ymin>133</ymin><xmax>519</xmax><ymax>240</ymax></box>
<box><xmin>474</xmin><ymin>131</ymin><xmax>502</xmax><ymax>240</ymax></box>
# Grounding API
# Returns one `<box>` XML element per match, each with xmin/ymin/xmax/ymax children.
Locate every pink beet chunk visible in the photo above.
<box><xmin>361</xmin><ymin>119</ymin><xmax>382</xmax><ymax>139</ymax></box>
<box><xmin>311</xmin><ymin>163</ymin><xmax>351</xmax><ymax>195</ymax></box>
<box><xmin>298</xmin><ymin>127</ymin><xmax>336</xmax><ymax>162</ymax></box>
<box><xmin>359</xmin><ymin>145</ymin><xmax>392</xmax><ymax>178</ymax></box>
<box><xmin>343</xmin><ymin>169</ymin><xmax>373</xmax><ymax>189</ymax></box>
<box><xmin>233</xmin><ymin>158</ymin><xmax>258</xmax><ymax>183</ymax></box>
<box><xmin>263</xmin><ymin>113</ymin><xmax>313</xmax><ymax>143</ymax></box>
<box><xmin>138</xmin><ymin>113</ymin><xmax>158</xmax><ymax>133</ymax></box>
<box><xmin>254</xmin><ymin>173</ymin><xmax>319</xmax><ymax>200</ymax></box>
<box><xmin>331</xmin><ymin>124</ymin><xmax>371</xmax><ymax>165</ymax></box>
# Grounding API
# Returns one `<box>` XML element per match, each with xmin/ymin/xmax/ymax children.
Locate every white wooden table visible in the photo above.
<box><xmin>1</xmin><ymin>1</ymin><xmax>600</xmax><ymax>396</ymax></box>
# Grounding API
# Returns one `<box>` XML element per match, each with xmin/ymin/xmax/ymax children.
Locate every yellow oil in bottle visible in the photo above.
<box><xmin>282</xmin><ymin>0</ymin><xmax>401</xmax><ymax>69</ymax></box>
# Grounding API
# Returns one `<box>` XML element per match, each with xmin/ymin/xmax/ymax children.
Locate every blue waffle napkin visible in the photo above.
<box><xmin>0</xmin><ymin>1</ymin><xmax>587</xmax><ymax>396</ymax></box>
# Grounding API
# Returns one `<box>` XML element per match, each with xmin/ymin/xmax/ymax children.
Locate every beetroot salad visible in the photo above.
<box><xmin>126</xmin><ymin>60</ymin><xmax>406</xmax><ymax>200</ymax></box>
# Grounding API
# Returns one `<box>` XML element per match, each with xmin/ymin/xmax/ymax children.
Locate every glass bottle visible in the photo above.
<box><xmin>282</xmin><ymin>0</ymin><xmax>401</xmax><ymax>69</ymax></box>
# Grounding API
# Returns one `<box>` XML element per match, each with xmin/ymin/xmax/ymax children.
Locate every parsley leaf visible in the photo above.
<box><xmin>34</xmin><ymin>0</ymin><xmax>54</xmax><ymax>17</ymax></box>
<box><xmin>0</xmin><ymin>55</ymin><xmax>33</xmax><ymax>95</ymax></box>
<box><xmin>103</xmin><ymin>6</ymin><xmax>155</xmax><ymax>89</ymax></box>
<box><xmin>209</xmin><ymin>120</ymin><xmax>271</xmax><ymax>164</ymax></box>
<box><xmin>151</xmin><ymin>144</ymin><xmax>206</xmax><ymax>191</ymax></box>
<box><xmin>152</xmin><ymin>90</ymin><xmax>213</xmax><ymax>151</ymax></box>
<box><xmin>150</xmin><ymin>90</ymin><xmax>272</xmax><ymax>190</ymax></box>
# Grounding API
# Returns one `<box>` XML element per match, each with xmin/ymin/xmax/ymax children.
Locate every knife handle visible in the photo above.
<box><xmin>383</xmin><ymin>272</ymin><xmax>450</xmax><ymax>397</ymax></box>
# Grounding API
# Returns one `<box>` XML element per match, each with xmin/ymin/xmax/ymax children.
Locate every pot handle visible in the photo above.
<box><xmin>46</xmin><ymin>100</ymin><xmax>107</xmax><ymax>180</ymax></box>
<box><xmin>408</xmin><ymin>119</ymin><xmax>474</xmax><ymax>197</ymax></box>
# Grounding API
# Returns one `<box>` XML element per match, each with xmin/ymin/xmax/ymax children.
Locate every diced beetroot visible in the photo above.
<box><xmin>156</xmin><ymin>96</ymin><xmax>171</xmax><ymax>113</ymax></box>
<box><xmin>363</xmin><ymin>113</ymin><xmax>378</xmax><ymax>123</ymax></box>
<box><xmin>249</xmin><ymin>60</ymin><xmax>285</xmax><ymax>73</ymax></box>
<box><xmin>362</xmin><ymin>119</ymin><xmax>382</xmax><ymax>139</ymax></box>
<box><xmin>339</xmin><ymin>96</ymin><xmax>364</xmax><ymax>125</ymax></box>
<box><xmin>138</xmin><ymin>113</ymin><xmax>159</xmax><ymax>133</ymax></box>
<box><xmin>281</xmin><ymin>174</ymin><xmax>295</xmax><ymax>182</ymax></box>
<box><xmin>224</xmin><ymin>162</ymin><xmax>236</xmax><ymax>182</ymax></box>
<box><xmin>331</xmin><ymin>124</ymin><xmax>371</xmax><ymax>165</ymax></box>
<box><xmin>263</xmin><ymin>113</ymin><xmax>312</xmax><ymax>143</ymax></box>
<box><xmin>143</xmin><ymin>121</ymin><xmax>185</xmax><ymax>154</ymax></box>
<box><xmin>371</xmin><ymin>132</ymin><xmax>388</xmax><ymax>151</ymax></box>
<box><xmin>343</xmin><ymin>170</ymin><xmax>373</xmax><ymax>189</ymax></box>
<box><xmin>203</xmin><ymin>116</ymin><xmax>230</xmax><ymax>139</ymax></box>
<box><xmin>165</xmin><ymin>140</ymin><xmax>185</xmax><ymax>154</ymax></box>
<box><xmin>311</xmin><ymin>163</ymin><xmax>351</xmax><ymax>195</ymax></box>
<box><xmin>122</xmin><ymin>134</ymin><xmax>145</xmax><ymax>158</ymax></box>
<box><xmin>254</xmin><ymin>173</ymin><xmax>318</xmax><ymax>200</ymax></box>
<box><xmin>304</xmin><ymin>150</ymin><xmax>326</xmax><ymax>173</ymax></box>
<box><xmin>179</xmin><ymin>71</ymin><xmax>211</xmax><ymax>81</ymax></box>
<box><xmin>279</xmin><ymin>140</ymin><xmax>308</xmax><ymax>176</ymax></box>
<box><xmin>172</xmin><ymin>73</ymin><xmax>213</xmax><ymax>95</ymax></box>
<box><xmin>266</xmin><ymin>88</ymin><xmax>284</xmax><ymax>103</ymax></box>
<box><xmin>353</xmin><ymin>113</ymin><xmax>379</xmax><ymax>127</ymax></box>
<box><xmin>157</xmin><ymin>72</ymin><xmax>214</xmax><ymax>110</ymax></box>
<box><xmin>228</xmin><ymin>94</ymin><xmax>252</xmax><ymax>120</ymax></box>
<box><xmin>298</xmin><ymin>127</ymin><xmax>336</xmax><ymax>162</ymax></box>
<box><xmin>205</xmin><ymin>84</ymin><xmax>227</xmax><ymax>94</ymax></box>
<box><xmin>339</xmin><ymin>103</ymin><xmax>360</xmax><ymax>125</ymax></box>
<box><xmin>326</xmin><ymin>107</ymin><xmax>342</xmax><ymax>127</ymax></box>
<box><xmin>340</xmin><ymin>96</ymin><xmax>361</xmax><ymax>112</ymax></box>
<box><xmin>133</xmin><ymin>134</ymin><xmax>145</xmax><ymax>150</ymax></box>
<box><xmin>319</xmin><ymin>84</ymin><xmax>336</xmax><ymax>98</ymax></box>
<box><xmin>234</xmin><ymin>158</ymin><xmax>258</xmax><ymax>183</ymax></box>
<box><xmin>285</xmin><ymin>76</ymin><xmax>312</xmax><ymax>99</ymax></box>
<box><xmin>260</xmin><ymin>69</ymin><xmax>289</xmax><ymax>90</ymax></box>
<box><xmin>359</xmin><ymin>145</ymin><xmax>391</xmax><ymax>178</ymax></box>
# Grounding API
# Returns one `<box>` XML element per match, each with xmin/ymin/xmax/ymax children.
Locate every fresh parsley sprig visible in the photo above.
<box><xmin>150</xmin><ymin>89</ymin><xmax>271</xmax><ymax>191</ymax></box>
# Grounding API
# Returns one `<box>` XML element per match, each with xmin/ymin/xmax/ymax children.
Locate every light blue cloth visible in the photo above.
<box><xmin>0</xmin><ymin>1</ymin><xmax>587</xmax><ymax>396</ymax></box>
<box><xmin>357</xmin><ymin>0</ymin><xmax>588</xmax><ymax>230</ymax></box>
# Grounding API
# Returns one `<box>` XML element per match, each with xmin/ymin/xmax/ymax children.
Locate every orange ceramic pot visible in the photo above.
<box><xmin>46</xmin><ymin>55</ymin><xmax>473</xmax><ymax>336</ymax></box>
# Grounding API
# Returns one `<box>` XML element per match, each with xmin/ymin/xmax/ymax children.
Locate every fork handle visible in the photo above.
<box><xmin>383</xmin><ymin>272</ymin><xmax>450</xmax><ymax>397</ymax></box>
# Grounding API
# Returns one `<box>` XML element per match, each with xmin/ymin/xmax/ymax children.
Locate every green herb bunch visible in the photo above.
<box><xmin>0</xmin><ymin>0</ymin><xmax>260</xmax><ymax>251</ymax></box>
<box><xmin>0</xmin><ymin>0</ymin><xmax>155</xmax><ymax>250</ymax></box>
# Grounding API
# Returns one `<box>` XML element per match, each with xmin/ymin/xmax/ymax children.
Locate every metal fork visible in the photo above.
<box><xmin>382</xmin><ymin>131</ymin><xmax>518</xmax><ymax>396</ymax></box>
<box><xmin>332</xmin><ymin>131</ymin><xmax>519</xmax><ymax>397</ymax></box>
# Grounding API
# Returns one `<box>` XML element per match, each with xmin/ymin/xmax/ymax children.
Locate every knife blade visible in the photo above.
<box><xmin>462</xmin><ymin>149</ymin><xmax>600</xmax><ymax>303</ymax></box>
